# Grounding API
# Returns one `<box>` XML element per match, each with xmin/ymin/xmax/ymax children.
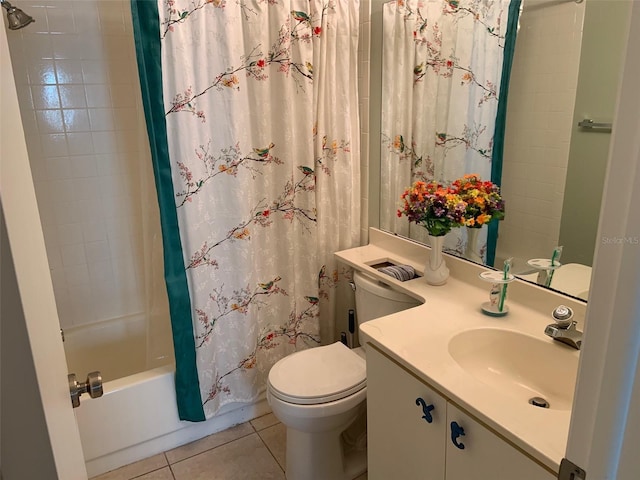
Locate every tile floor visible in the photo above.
<box><xmin>91</xmin><ymin>413</ymin><xmax>368</xmax><ymax>480</ymax></box>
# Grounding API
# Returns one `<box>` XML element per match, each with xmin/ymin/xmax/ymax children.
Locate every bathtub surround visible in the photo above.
<box><xmin>378</xmin><ymin>0</ymin><xmax>521</xmax><ymax>264</ymax></box>
<box><xmin>132</xmin><ymin>1</ymin><xmax>361</xmax><ymax>420</ymax></box>
<box><xmin>77</xmin><ymin>364</ymin><xmax>272</xmax><ymax>477</ymax></box>
<box><xmin>4</xmin><ymin>0</ymin><xmax>169</xmax><ymax>339</ymax></box>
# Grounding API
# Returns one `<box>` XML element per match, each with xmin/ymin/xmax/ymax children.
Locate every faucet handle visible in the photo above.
<box><xmin>552</xmin><ymin>305</ymin><xmax>574</xmax><ymax>328</ymax></box>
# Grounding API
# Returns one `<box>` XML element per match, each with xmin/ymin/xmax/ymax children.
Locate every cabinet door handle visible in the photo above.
<box><xmin>415</xmin><ymin>397</ymin><xmax>435</xmax><ymax>423</ymax></box>
<box><xmin>450</xmin><ymin>421</ymin><xmax>466</xmax><ymax>449</ymax></box>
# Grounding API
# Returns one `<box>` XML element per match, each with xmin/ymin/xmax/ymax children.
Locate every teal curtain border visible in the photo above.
<box><xmin>130</xmin><ymin>0</ymin><xmax>205</xmax><ymax>422</ymax></box>
<box><xmin>488</xmin><ymin>0</ymin><xmax>522</xmax><ymax>267</ymax></box>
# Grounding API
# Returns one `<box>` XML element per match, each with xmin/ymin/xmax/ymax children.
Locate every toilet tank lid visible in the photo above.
<box><xmin>268</xmin><ymin>342</ymin><xmax>366</xmax><ymax>404</ymax></box>
<box><xmin>354</xmin><ymin>270</ymin><xmax>421</xmax><ymax>303</ymax></box>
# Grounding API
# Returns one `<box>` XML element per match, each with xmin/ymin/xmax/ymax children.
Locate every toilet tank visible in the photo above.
<box><xmin>353</xmin><ymin>270</ymin><xmax>421</xmax><ymax>327</ymax></box>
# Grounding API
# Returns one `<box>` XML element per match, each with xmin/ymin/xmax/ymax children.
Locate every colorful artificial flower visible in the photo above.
<box><xmin>451</xmin><ymin>174</ymin><xmax>505</xmax><ymax>227</ymax></box>
<box><xmin>397</xmin><ymin>181</ymin><xmax>467</xmax><ymax>237</ymax></box>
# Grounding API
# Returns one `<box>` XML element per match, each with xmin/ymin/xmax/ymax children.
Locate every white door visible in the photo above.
<box><xmin>1</xmin><ymin>25</ymin><xmax>88</xmax><ymax>480</ymax></box>
<box><xmin>564</xmin><ymin>2</ymin><xmax>640</xmax><ymax>479</ymax></box>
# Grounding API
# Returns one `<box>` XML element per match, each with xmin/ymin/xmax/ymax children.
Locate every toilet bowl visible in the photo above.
<box><xmin>267</xmin><ymin>270</ymin><xmax>421</xmax><ymax>480</ymax></box>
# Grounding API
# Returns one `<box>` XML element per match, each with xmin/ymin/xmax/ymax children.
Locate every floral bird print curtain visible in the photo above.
<box><xmin>380</xmin><ymin>0</ymin><xmax>514</xmax><ymax>260</ymax></box>
<box><xmin>133</xmin><ymin>0</ymin><xmax>360</xmax><ymax>420</ymax></box>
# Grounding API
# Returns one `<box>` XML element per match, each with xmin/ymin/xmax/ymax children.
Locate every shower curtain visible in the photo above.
<box><xmin>380</xmin><ymin>0</ymin><xmax>520</xmax><ymax>263</ymax></box>
<box><xmin>132</xmin><ymin>0</ymin><xmax>360</xmax><ymax>421</ymax></box>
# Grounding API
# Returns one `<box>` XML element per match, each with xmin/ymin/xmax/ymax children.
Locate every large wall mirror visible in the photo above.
<box><xmin>372</xmin><ymin>0</ymin><xmax>631</xmax><ymax>301</ymax></box>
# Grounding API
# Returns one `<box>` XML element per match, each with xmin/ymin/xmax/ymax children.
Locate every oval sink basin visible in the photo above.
<box><xmin>448</xmin><ymin>328</ymin><xmax>579</xmax><ymax>410</ymax></box>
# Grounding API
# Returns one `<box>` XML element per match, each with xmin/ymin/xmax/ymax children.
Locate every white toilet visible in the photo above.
<box><xmin>267</xmin><ymin>271</ymin><xmax>421</xmax><ymax>480</ymax></box>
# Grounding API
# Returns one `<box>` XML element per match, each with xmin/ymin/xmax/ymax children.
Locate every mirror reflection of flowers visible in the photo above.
<box><xmin>397</xmin><ymin>181</ymin><xmax>467</xmax><ymax>237</ymax></box>
<box><xmin>452</xmin><ymin>174</ymin><xmax>505</xmax><ymax>227</ymax></box>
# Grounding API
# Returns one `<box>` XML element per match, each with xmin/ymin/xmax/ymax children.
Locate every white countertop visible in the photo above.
<box><xmin>336</xmin><ymin>229</ymin><xmax>586</xmax><ymax>473</ymax></box>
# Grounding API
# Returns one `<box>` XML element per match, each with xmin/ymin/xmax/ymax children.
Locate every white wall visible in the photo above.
<box><xmin>559</xmin><ymin>0</ymin><xmax>629</xmax><ymax>266</ymax></box>
<box><xmin>359</xmin><ymin>0</ymin><xmax>372</xmax><ymax>245</ymax></box>
<box><xmin>5</xmin><ymin>0</ymin><xmax>156</xmax><ymax>329</ymax></box>
<box><xmin>497</xmin><ymin>0</ymin><xmax>585</xmax><ymax>263</ymax></box>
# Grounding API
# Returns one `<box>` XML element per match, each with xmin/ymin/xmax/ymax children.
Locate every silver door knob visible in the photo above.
<box><xmin>68</xmin><ymin>371</ymin><xmax>103</xmax><ymax>408</ymax></box>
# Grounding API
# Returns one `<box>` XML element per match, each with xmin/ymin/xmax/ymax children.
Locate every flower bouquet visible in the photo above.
<box><xmin>397</xmin><ymin>181</ymin><xmax>467</xmax><ymax>285</ymax></box>
<box><xmin>451</xmin><ymin>174</ymin><xmax>505</xmax><ymax>263</ymax></box>
<box><xmin>397</xmin><ymin>180</ymin><xmax>467</xmax><ymax>237</ymax></box>
<box><xmin>452</xmin><ymin>174</ymin><xmax>505</xmax><ymax>227</ymax></box>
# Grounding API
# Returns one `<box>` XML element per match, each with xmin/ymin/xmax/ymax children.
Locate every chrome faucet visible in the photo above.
<box><xmin>544</xmin><ymin>305</ymin><xmax>582</xmax><ymax>350</ymax></box>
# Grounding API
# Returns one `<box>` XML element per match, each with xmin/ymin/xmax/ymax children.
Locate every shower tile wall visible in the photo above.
<box><xmin>497</xmin><ymin>0</ymin><xmax>585</xmax><ymax>263</ymax></box>
<box><xmin>359</xmin><ymin>0</ymin><xmax>371</xmax><ymax>245</ymax></box>
<box><xmin>7</xmin><ymin>0</ymin><xmax>152</xmax><ymax>329</ymax></box>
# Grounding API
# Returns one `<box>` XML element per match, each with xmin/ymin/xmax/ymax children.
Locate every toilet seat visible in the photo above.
<box><xmin>268</xmin><ymin>342</ymin><xmax>366</xmax><ymax>405</ymax></box>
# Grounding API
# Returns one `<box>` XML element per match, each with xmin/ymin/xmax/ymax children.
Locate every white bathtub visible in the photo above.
<box><xmin>65</xmin><ymin>315</ymin><xmax>269</xmax><ymax>478</ymax></box>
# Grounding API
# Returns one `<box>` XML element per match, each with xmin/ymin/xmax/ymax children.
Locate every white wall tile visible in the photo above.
<box><xmin>32</xmin><ymin>84</ymin><xmax>60</xmax><ymax>108</ymax></box>
<box><xmin>35</xmin><ymin>108</ymin><xmax>64</xmax><ymax>133</ymax></box>
<box><xmin>64</xmin><ymin>264</ymin><xmax>90</xmax><ymax>288</ymax></box>
<box><xmin>45</xmin><ymin>5</ymin><xmax>73</xmax><ymax>34</ymax></box>
<box><xmin>92</xmin><ymin>131</ymin><xmax>118</xmax><ymax>154</ymax></box>
<box><xmin>60</xmin><ymin>242</ymin><xmax>87</xmax><ymax>267</ymax></box>
<box><xmin>7</xmin><ymin>1</ymin><xmax>157</xmax><ymax>330</ymax></box>
<box><xmin>72</xmin><ymin>1</ymin><xmax>100</xmax><ymax>33</ymax></box>
<box><xmin>28</xmin><ymin>59</ymin><xmax>57</xmax><ymax>84</ymax></box>
<box><xmin>85</xmin><ymin>240</ymin><xmax>112</xmax><ymax>263</ymax></box>
<box><xmin>58</xmin><ymin>84</ymin><xmax>87</xmax><ymax>108</ymax></box>
<box><xmin>497</xmin><ymin>1</ymin><xmax>585</xmax><ymax>262</ymax></box>
<box><xmin>52</xmin><ymin>33</ymin><xmax>82</xmax><ymax>59</ymax></box>
<box><xmin>98</xmin><ymin>4</ymin><xmax>126</xmax><ymax>34</ymax></box>
<box><xmin>82</xmin><ymin>220</ymin><xmax>107</xmax><ymax>243</ymax></box>
<box><xmin>81</xmin><ymin>60</ymin><xmax>108</xmax><ymax>84</ymax></box>
<box><xmin>57</xmin><ymin>222</ymin><xmax>84</xmax><ymax>246</ymax></box>
<box><xmin>69</xmin><ymin>155</ymin><xmax>98</xmax><ymax>177</ymax></box>
<box><xmin>110</xmin><ymin>84</ymin><xmax>135</xmax><ymax>108</ymax></box>
<box><xmin>70</xmin><ymin>284</ymin><xmax>96</xmax><ymax>326</ymax></box>
<box><xmin>358</xmin><ymin>0</ymin><xmax>371</xmax><ymax>245</ymax></box>
<box><xmin>40</xmin><ymin>132</ymin><xmax>69</xmax><ymax>156</ymax></box>
<box><xmin>55</xmin><ymin>59</ymin><xmax>84</xmax><ymax>84</ymax></box>
<box><xmin>85</xmin><ymin>84</ymin><xmax>111</xmax><ymax>108</ymax></box>
<box><xmin>45</xmin><ymin>156</ymin><xmax>71</xmax><ymax>179</ymax></box>
<box><xmin>63</xmin><ymin>108</ymin><xmax>90</xmax><ymax>132</ymax></box>
<box><xmin>88</xmin><ymin>108</ymin><xmax>114</xmax><ymax>131</ymax></box>
<box><xmin>66</xmin><ymin>131</ymin><xmax>94</xmax><ymax>155</ymax></box>
<box><xmin>21</xmin><ymin>32</ymin><xmax>54</xmax><ymax>59</ymax></box>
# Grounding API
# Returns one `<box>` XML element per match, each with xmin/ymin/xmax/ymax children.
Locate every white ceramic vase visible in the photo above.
<box><xmin>425</xmin><ymin>234</ymin><xmax>449</xmax><ymax>286</ymax></box>
<box><xmin>464</xmin><ymin>226</ymin><xmax>483</xmax><ymax>264</ymax></box>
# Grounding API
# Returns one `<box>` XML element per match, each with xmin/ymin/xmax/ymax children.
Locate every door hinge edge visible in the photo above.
<box><xmin>559</xmin><ymin>458</ymin><xmax>586</xmax><ymax>480</ymax></box>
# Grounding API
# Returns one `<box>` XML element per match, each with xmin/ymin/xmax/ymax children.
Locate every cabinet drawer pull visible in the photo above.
<box><xmin>415</xmin><ymin>397</ymin><xmax>435</xmax><ymax>423</ymax></box>
<box><xmin>450</xmin><ymin>421</ymin><xmax>466</xmax><ymax>449</ymax></box>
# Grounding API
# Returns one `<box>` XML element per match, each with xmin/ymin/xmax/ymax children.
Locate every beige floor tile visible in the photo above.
<box><xmin>171</xmin><ymin>433</ymin><xmax>285</xmax><ymax>480</ymax></box>
<box><xmin>90</xmin><ymin>454</ymin><xmax>167</xmax><ymax>480</ymax></box>
<box><xmin>257</xmin><ymin>423</ymin><xmax>286</xmax><ymax>470</ymax></box>
<box><xmin>165</xmin><ymin>422</ymin><xmax>254</xmax><ymax>464</ymax></box>
<box><xmin>250</xmin><ymin>412</ymin><xmax>279</xmax><ymax>431</ymax></box>
<box><xmin>136</xmin><ymin>467</ymin><xmax>174</xmax><ymax>480</ymax></box>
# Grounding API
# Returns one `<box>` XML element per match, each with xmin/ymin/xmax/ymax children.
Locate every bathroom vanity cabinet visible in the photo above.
<box><xmin>367</xmin><ymin>347</ymin><xmax>556</xmax><ymax>480</ymax></box>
